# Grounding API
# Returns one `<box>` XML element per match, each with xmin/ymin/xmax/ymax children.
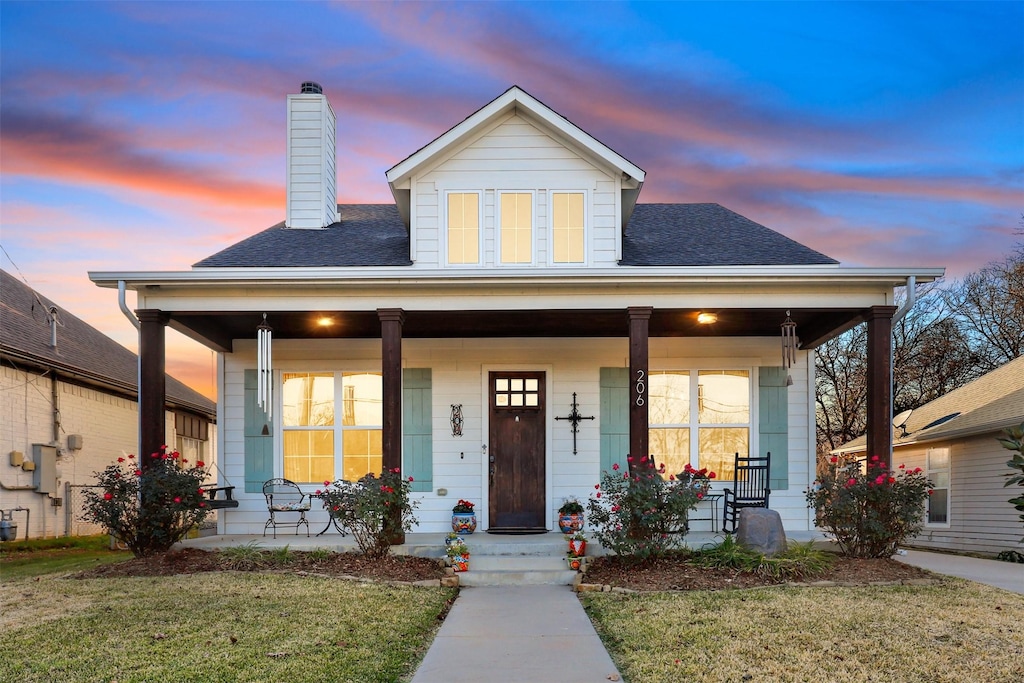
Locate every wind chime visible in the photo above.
<box><xmin>781</xmin><ymin>310</ymin><xmax>798</xmax><ymax>381</ymax></box>
<box><xmin>257</xmin><ymin>313</ymin><xmax>273</xmax><ymax>419</ymax></box>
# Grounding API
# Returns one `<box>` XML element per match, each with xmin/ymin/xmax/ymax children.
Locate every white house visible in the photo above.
<box><xmin>89</xmin><ymin>84</ymin><xmax>943</xmax><ymax>536</ymax></box>
<box><xmin>0</xmin><ymin>269</ymin><xmax>216</xmax><ymax>539</ymax></box>
<box><xmin>834</xmin><ymin>355</ymin><xmax>1024</xmax><ymax>556</ymax></box>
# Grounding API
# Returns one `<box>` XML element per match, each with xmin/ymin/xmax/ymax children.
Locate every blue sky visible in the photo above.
<box><xmin>2</xmin><ymin>1</ymin><xmax>1021</xmax><ymax>398</ymax></box>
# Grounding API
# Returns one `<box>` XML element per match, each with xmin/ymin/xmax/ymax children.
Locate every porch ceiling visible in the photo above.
<box><xmin>168</xmin><ymin>307</ymin><xmax>865</xmax><ymax>353</ymax></box>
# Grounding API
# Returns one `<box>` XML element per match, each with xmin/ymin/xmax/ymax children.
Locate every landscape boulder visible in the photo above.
<box><xmin>736</xmin><ymin>508</ymin><xmax>787</xmax><ymax>556</ymax></box>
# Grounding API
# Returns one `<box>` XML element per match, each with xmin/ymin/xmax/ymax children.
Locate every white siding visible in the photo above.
<box><xmin>895</xmin><ymin>435</ymin><xmax>1022</xmax><ymax>555</ymax></box>
<box><xmin>410</xmin><ymin>112</ymin><xmax>618</xmax><ymax>269</ymax></box>
<box><xmin>286</xmin><ymin>94</ymin><xmax>337</xmax><ymax>229</ymax></box>
<box><xmin>218</xmin><ymin>337</ymin><xmax>816</xmax><ymax>535</ymax></box>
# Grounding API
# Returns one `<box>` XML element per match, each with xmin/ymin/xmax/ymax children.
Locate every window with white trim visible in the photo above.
<box><xmin>648</xmin><ymin>370</ymin><xmax>750</xmax><ymax>482</ymax></box>
<box><xmin>499</xmin><ymin>192</ymin><xmax>533</xmax><ymax>264</ymax></box>
<box><xmin>926</xmin><ymin>447</ymin><xmax>950</xmax><ymax>525</ymax></box>
<box><xmin>551</xmin><ymin>192</ymin><xmax>585</xmax><ymax>264</ymax></box>
<box><xmin>446</xmin><ymin>192</ymin><xmax>480</xmax><ymax>264</ymax></box>
<box><xmin>281</xmin><ymin>371</ymin><xmax>382</xmax><ymax>484</ymax></box>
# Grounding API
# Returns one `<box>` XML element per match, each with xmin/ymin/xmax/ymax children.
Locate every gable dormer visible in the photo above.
<box><xmin>385</xmin><ymin>86</ymin><xmax>645</xmax><ymax>268</ymax></box>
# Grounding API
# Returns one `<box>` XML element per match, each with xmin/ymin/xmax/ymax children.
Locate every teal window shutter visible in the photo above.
<box><xmin>758</xmin><ymin>366</ymin><xmax>789</xmax><ymax>490</ymax></box>
<box><xmin>243</xmin><ymin>369</ymin><xmax>274</xmax><ymax>493</ymax></box>
<box><xmin>403</xmin><ymin>368</ymin><xmax>433</xmax><ymax>493</ymax></box>
<box><xmin>600</xmin><ymin>368</ymin><xmax>630</xmax><ymax>476</ymax></box>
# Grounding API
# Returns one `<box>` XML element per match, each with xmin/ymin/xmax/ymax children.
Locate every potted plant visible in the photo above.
<box><xmin>445</xmin><ymin>535</ymin><xmax>470</xmax><ymax>572</ymax></box>
<box><xmin>451</xmin><ymin>499</ymin><xmax>477</xmax><ymax>534</ymax></box>
<box><xmin>566</xmin><ymin>529</ymin><xmax>587</xmax><ymax>557</ymax></box>
<box><xmin>566</xmin><ymin>554</ymin><xmax>583</xmax><ymax>571</ymax></box>
<box><xmin>558</xmin><ymin>497</ymin><xmax>585</xmax><ymax>533</ymax></box>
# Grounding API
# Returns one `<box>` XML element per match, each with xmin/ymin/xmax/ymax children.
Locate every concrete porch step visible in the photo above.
<box><xmin>458</xmin><ymin>568</ymin><xmax>581</xmax><ymax>587</ymax></box>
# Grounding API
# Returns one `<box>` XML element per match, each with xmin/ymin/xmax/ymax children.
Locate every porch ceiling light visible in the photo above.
<box><xmin>696</xmin><ymin>312</ymin><xmax>718</xmax><ymax>325</ymax></box>
<box><xmin>316</xmin><ymin>316</ymin><xmax>335</xmax><ymax>327</ymax></box>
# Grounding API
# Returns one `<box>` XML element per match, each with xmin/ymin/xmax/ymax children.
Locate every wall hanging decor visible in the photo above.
<box><xmin>256</xmin><ymin>313</ymin><xmax>273</xmax><ymax>418</ymax></box>
<box><xmin>450</xmin><ymin>404</ymin><xmax>463</xmax><ymax>437</ymax></box>
<box><xmin>554</xmin><ymin>392</ymin><xmax>594</xmax><ymax>455</ymax></box>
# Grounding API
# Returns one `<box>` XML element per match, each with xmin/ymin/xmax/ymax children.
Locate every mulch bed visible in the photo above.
<box><xmin>582</xmin><ymin>554</ymin><xmax>938</xmax><ymax>591</ymax></box>
<box><xmin>73</xmin><ymin>547</ymin><xmax>447</xmax><ymax>583</ymax></box>
<box><xmin>70</xmin><ymin>547</ymin><xmax>938</xmax><ymax>592</ymax></box>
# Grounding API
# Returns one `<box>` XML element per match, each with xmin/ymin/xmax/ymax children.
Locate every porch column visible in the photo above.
<box><xmin>378</xmin><ymin>308</ymin><xmax>405</xmax><ymax>474</ymax></box>
<box><xmin>137</xmin><ymin>309</ymin><xmax>168</xmax><ymax>470</ymax></box>
<box><xmin>628</xmin><ymin>306</ymin><xmax>653</xmax><ymax>467</ymax></box>
<box><xmin>865</xmin><ymin>305</ymin><xmax>896</xmax><ymax>468</ymax></box>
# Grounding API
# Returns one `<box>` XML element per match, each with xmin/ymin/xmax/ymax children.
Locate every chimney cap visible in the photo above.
<box><xmin>300</xmin><ymin>81</ymin><xmax>323</xmax><ymax>95</ymax></box>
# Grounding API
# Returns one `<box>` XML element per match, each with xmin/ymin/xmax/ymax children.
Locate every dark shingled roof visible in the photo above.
<box><xmin>0</xmin><ymin>270</ymin><xmax>215</xmax><ymax>417</ymax></box>
<box><xmin>621</xmin><ymin>203</ymin><xmax>837</xmax><ymax>266</ymax></box>
<box><xmin>195</xmin><ymin>205</ymin><xmax>412</xmax><ymax>268</ymax></box>
<box><xmin>193</xmin><ymin>202</ymin><xmax>836</xmax><ymax>269</ymax></box>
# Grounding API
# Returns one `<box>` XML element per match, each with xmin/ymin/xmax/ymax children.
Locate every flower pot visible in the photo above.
<box><xmin>451</xmin><ymin>512</ymin><xmax>477</xmax><ymax>534</ymax></box>
<box><xmin>567</xmin><ymin>556</ymin><xmax>582</xmax><ymax>571</ymax></box>
<box><xmin>451</xmin><ymin>554</ymin><xmax>470</xmax><ymax>572</ymax></box>
<box><xmin>558</xmin><ymin>512</ymin><xmax>583</xmax><ymax>534</ymax></box>
<box><xmin>567</xmin><ymin>539</ymin><xmax>587</xmax><ymax>557</ymax></box>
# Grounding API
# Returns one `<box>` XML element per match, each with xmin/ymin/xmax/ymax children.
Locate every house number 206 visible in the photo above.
<box><xmin>635</xmin><ymin>369</ymin><xmax>646</xmax><ymax>406</ymax></box>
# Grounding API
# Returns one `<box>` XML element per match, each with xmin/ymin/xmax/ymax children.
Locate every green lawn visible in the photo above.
<box><xmin>0</xmin><ymin>535</ymin><xmax>130</xmax><ymax>580</ymax></box>
<box><xmin>582</xmin><ymin>581</ymin><xmax>1024</xmax><ymax>683</ymax></box>
<box><xmin>0</xmin><ymin>570</ymin><xmax>455</xmax><ymax>682</ymax></box>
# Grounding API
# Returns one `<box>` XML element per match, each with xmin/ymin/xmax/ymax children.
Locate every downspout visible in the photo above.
<box><xmin>889</xmin><ymin>276</ymin><xmax>917</xmax><ymax>462</ymax></box>
<box><xmin>119</xmin><ymin>281</ymin><xmax>142</xmax><ymax>459</ymax></box>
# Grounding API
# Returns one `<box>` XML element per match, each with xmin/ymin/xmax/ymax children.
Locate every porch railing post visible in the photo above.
<box><xmin>628</xmin><ymin>307</ymin><xmax>653</xmax><ymax>468</ymax></box>
<box><xmin>865</xmin><ymin>305</ymin><xmax>896</xmax><ymax>468</ymax></box>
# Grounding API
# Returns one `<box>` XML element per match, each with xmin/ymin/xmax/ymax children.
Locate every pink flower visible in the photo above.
<box><xmin>627</xmin><ymin>456</ymin><xmax>633</xmax><ymax>462</ymax></box>
<box><xmin>198</xmin><ymin>502</ymin><xmax>206</xmax><ymax>508</ymax></box>
<box><xmin>875</xmin><ymin>475</ymin><xmax>885</xmax><ymax>484</ymax></box>
<box><xmin>847</xmin><ymin>478</ymin><xmax>857</xmax><ymax>486</ymax></box>
<box><xmin>871</xmin><ymin>455</ymin><xmax>880</xmax><ymax>462</ymax></box>
<box><xmin>612</xmin><ymin>463</ymin><xmax>620</xmax><ymax>471</ymax></box>
<box><xmin>315</xmin><ymin>490</ymin><xmax>321</xmax><ymax>496</ymax></box>
<box><xmin>408</xmin><ymin>476</ymin><xmax>414</xmax><ymax>482</ymax></box>
<box><xmin>103</xmin><ymin>492</ymin><xmax>113</xmax><ymax>500</ymax></box>
<box><xmin>325</xmin><ymin>480</ymin><xmax>331</xmax><ymax>486</ymax></box>
<box><xmin>173</xmin><ymin>496</ymin><xmax>181</xmax><ymax>503</ymax></box>
<box><xmin>697</xmin><ymin>492</ymin><xmax>704</xmax><ymax>499</ymax></box>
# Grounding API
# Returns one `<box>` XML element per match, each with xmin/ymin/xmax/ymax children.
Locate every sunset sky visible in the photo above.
<box><xmin>2</xmin><ymin>1</ymin><xmax>1021</xmax><ymax>401</ymax></box>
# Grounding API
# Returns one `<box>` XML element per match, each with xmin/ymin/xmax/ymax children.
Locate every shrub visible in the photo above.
<box><xmin>691</xmin><ymin>536</ymin><xmax>834</xmax><ymax>580</ymax></box>
<box><xmin>997</xmin><ymin>421</ymin><xmax>1024</xmax><ymax>541</ymax></box>
<box><xmin>586</xmin><ymin>456</ymin><xmax>709</xmax><ymax>562</ymax></box>
<box><xmin>316</xmin><ymin>468</ymin><xmax>419</xmax><ymax>558</ymax></box>
<box><xmin>80</xmin><ymin>447</ymin><xmax>209</xmax><ymax>557</ymax></box>
<box><xmin>806</xmin><ymin>455</ymin><xmax>932</xmax><ymax>558</ymax></box>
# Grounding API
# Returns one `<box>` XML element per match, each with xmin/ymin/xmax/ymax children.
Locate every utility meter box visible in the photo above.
<box><xmin>32</xmin><ymin>444</ymin><xmax>58</xmax><ymax>495</ymax></box>
<box><xmin>67</xmin><ymin>434</ymin><xmax>84</xmax><ymax>451</ymax></box>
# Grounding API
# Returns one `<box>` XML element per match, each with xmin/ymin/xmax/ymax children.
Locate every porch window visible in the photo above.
<box><xmin>926</xmin><ymin>447</ymin><xmax>950</xmax><ymax>525</ymax></box>
<box><xmin>447</xmin><ymin>192</ymin><xmax>480</xmax><ymax>265</ymax></box>
<box><xmin>551</xmin><ymin>192</ymin><xmax>584</xmax><ymax>264</ymax></box>
<box><xmin>281</xmin><ymin>371</ymin><xmax>382</xmax><ymax>484</ymax></box>
<box><xmin>648</xmin><ymin>370</ymin><xmax>751</xmax><ymax>482</ymax></box>
<box><xmin>500</xmin><ymin>192</ymin><xmax>533</xmax><ymax>264</ymax></box>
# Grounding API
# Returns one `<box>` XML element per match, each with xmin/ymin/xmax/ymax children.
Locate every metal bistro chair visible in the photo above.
<box><xmin>263</xmin><ymin>478</ymin><xmax>311</xmax><ymax>538</ymax></box>
<box><xmin>722</xmin><ymin>452</ymin><xmax>771</xmax><ymax>534</ymax></box>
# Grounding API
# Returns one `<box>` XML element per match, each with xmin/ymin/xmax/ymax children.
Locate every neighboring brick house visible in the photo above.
<box><xmin>835</xmin><ymin>355</ymin><xmax>1024</xmax><ymax>556</ymax></box>
<box><xmin>1</xmin><ymin>269</ymin><xmax>216</xmax><ymax>539</ymax></box>
<box><xmin>90</xmin><ymin>85</ymin><xmax>942</xmax><ymax>536</ymax></box>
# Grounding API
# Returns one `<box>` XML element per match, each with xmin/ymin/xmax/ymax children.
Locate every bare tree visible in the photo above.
<box><xmin>815</xmin><ymin>324</ymin><xmax>867</xmax><ymax>457</ymax></box>
<box><xmin>942</xmin><ymin>249</ymin><xmax>1024</xmax><ymax>372</ymax></box>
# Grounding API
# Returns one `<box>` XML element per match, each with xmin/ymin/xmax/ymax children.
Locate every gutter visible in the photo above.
<box><xmin>119</xmin><ymin>280</ymin><xmax>142</xmax><ymax>460</ymax></box>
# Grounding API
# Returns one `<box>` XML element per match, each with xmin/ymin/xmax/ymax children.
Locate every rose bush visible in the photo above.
<box><xmin>316</xmin><ymin>468</ymin><xmax>419</xmax><ymax>558</ymax></box>
<box><xmin>806</xmin><ymin>455</ymin><xmax>932</xmax><ymax>558</ymax></box>
<box><xmin>81</xmin><ymin>447</ymin><xmax>209</xmax><ymax>557</ymax></box>
<box><xmin>586</xmin><ymin>456</ymin><xmax>712</xmax><ymax>562</ymax></box>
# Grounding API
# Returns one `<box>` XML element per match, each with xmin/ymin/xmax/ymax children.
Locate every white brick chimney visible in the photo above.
<box><xmin>286</xmin><ymin>81</ymin><xmax>339</xmax><ymax>229</ymax></box>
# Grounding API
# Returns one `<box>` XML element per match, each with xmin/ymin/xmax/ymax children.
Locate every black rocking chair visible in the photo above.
<box><xmin>263</xmin><ymin>478</ymin><xmax>311</xmax><ymax>538</ymax></box>
<box><xmin>722</xmin><ymin>452</ymin><xmax>771</xmax><ymax>533</ymax></box>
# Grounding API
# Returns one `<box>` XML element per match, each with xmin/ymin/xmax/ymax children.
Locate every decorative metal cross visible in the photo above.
<box><xmin>555</xmin><ymin>392</ymin><xmax>595</xmax><ymax>455</ymax></box>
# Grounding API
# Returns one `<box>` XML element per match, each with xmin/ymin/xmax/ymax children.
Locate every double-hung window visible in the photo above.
<box><xmin>648</xmin><ymin>370</ymin><xmax>751</xmax><ymax>482</ymax></box>
<box><xmin>551</xmin><ymin>192</ymin><xmax>585</xmax><ymax>264</ymax></box>
<box><xmin>926</xmin><ymin>447</ymin><xmax>950</xmax><ymax>525</ymax></box>
<box><xmin>500</xmin><ymin>192</ymin><xmax>533</xmax><ymax>264</ymax></box>
<box><xmin>447</xmin><ymin>192</ymin><xmax>480</xmax><ymax>265</ymax></box>
<box><xmin>281</xmin><ymin>371</ymin><xmax>383</xmax><ymax>484</ymax></box>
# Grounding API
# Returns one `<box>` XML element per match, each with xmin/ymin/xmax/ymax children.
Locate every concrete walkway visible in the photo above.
<box><xmin>410</xmin><ymin>585</ymin><xmax>620</xmax><ymax>683</ymax></box>
<box><xmin>896</xmin><ymin>549</ymin><xmax>1024</xmax><ymax>594</ymax></box>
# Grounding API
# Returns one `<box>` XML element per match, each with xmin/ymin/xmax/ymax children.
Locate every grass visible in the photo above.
<box><xmin>582</xmin><ymin>580</ymin><xmax>1024</xmax><ymax>683</ymax></box>
<box><xmin>0</xmin><ymin>535</ymin><xmax>130</xmax><ymax>580</ymax></box>
<box><xmin>0</xmin><ymin>569</ymin><xmax>456</xmax><ymax>682</ymax></box>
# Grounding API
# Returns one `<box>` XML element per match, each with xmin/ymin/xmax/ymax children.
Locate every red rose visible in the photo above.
<box><xmin>196</xmin><ymin>461</ymin><xmax>205</xmax><ymax>468</ymax></box>
<box><xmin>612</xmin><ymin>463</ymin><xmax>619</xmax><ymax>471</ymax></box>
<box><xmin>173</xmin><ymin>496</ymin><xmax>181</xmax><ymax>503</ymax></box>
<box><xmin>103</xmin><ymin>492</ymin><xmax>113</xmax><ymax>500</ymax></box>
<box><xmin>134</xmin><ymin>469</ymin><xmax>142</xmax><ymax>476</ymax></box>
<box><xmin>709</xmin><ymin>472</ymin><xmax>716</xmax><ymax>479</ymax></box>
<box><xmin>117</xmin><ymin>457</ymin><xmax>125</xmax><ymax>463</ymax></box>
<box><xmin>128</xmin><ymin>454</ymin><xmax>135</xmax><ymax>459</ymax></box>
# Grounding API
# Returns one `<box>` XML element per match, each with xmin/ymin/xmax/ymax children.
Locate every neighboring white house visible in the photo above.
<box><xmin>0</xmin><ymin>269</ymin><xmax>217</xmax><ymax>539</ymax></box>
<box><xmin>89</xmin><ymin>84</ymin><xmax>943</xmax><ymax>536</ymax></box>
<box><xmin>834</xmin><ymin>355</ymin><xmax>1024</xmax><ymax>556</ymax></box>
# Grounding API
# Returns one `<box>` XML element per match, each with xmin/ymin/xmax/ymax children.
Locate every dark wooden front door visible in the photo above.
<box><xmin>488</xmin><ymin>371</ymin><xmax>546</xmax><ymax>530</ymax></box>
